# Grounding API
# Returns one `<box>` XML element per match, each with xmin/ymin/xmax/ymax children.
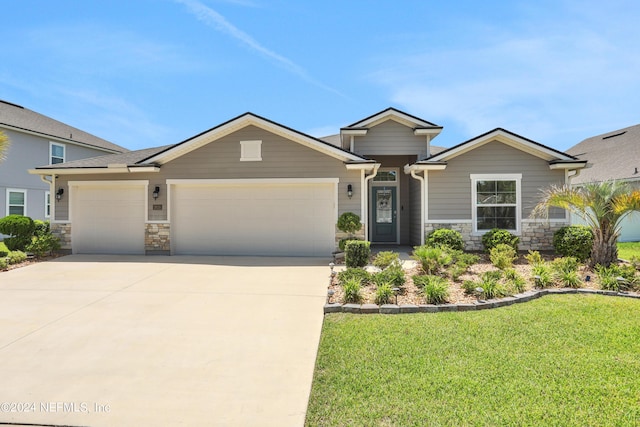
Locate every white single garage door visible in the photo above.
<box><xmin>171</xmin><ymin>180</ymin><xmax>337</xmax><ymax>256</ymax></box>
<box><xmin>71</xmin><ymin>182</ymin><xmax>146</xmax><ymax>254</ymax></box>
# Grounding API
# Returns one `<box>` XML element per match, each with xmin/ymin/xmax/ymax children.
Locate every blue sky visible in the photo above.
<box><xmin>1</xmin><ymin>0</ymin><xmax>639</xmax><ymax>152</ymax></box>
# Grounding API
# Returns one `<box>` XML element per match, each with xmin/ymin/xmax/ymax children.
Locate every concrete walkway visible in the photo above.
<box><xmin>0</xmin><ymin>255</ymin><xmax>329</xmax><ymax>427</ymax></box>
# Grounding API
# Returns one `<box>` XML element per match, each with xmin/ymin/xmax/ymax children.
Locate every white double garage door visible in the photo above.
<box><xmin>70</xmin><ymin>180</ymin><xmax>337</xmax><ymax>256</ymax></box>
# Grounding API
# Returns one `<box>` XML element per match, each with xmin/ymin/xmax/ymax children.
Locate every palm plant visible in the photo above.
<box><xmin>533</xmin><ymin>181</ymin><xmax>640</xmax><ymax>267</ymax></box>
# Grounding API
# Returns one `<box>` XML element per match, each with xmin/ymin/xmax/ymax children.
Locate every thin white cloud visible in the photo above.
<box><xmin>175</xmin><ymin>0</ymin><xmax>346</xmax><ymax>97</ymax></box>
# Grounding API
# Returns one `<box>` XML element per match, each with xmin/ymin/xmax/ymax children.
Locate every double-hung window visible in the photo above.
<box><xmin>50</xmin><ymin>142</ymin><xmax>65</xmax><ymax>164</ymax></box>
<box><xmin>7</xmin><ymin>189</ymin><xmax>27</xmax><ymax>216</ymax></box>
<box><xmin>471</xmin><ymin>174</ymin><xmax>521</xmax><ymax>233</ymax></box>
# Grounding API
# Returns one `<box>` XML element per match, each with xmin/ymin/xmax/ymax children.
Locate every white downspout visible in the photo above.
<box><xmin>410</xmin><ymin>169</ymin><xmax>425</xmax><ymax>246</ymax></box>
<box><xmin>363</xmin><ymin>164</ymin><xmax>380</xmax><ymax>241</ymax></box>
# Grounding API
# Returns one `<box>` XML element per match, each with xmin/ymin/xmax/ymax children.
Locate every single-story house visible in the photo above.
<box><xmin>566</xmin><ymin>124</ymin><xmax>640</xmax><ymax>242</ymax></box>
<box><xmin>30</xmin><ymin>108</ymin><xmax>587</xmax><ymax>256</ymax></box>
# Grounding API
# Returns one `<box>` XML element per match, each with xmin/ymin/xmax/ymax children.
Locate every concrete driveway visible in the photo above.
<box><xmin>0</xmin><ymin>255</ymin><xmax>329</xmax><ymax>427</ymax></box>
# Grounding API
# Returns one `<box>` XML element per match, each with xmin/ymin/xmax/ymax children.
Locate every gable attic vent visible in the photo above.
<box><xmin>602</xmin><ymin>131</ymin><xmax>626</xmax><ymax>140</ymax></box>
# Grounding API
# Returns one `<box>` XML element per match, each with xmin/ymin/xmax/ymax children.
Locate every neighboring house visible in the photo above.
<box><xmin>0</xmin><ymin>99</ymin><xmax>127</xmax><ymax>222</ymax></box>
<box><xmin>30</xmin><ymin>108</ymin><xmax>586</xmax><ymax>256</ymax></box>
<box><xmin>566</xmin><ymin>124</ymin><xmax>640</xmax><ymax>242</ymax></box>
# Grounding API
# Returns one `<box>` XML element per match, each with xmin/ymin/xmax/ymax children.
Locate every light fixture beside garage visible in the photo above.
<box><xmin>55</xmin><ymin>188</ymin><xmax>64</xmax><ymax>201</ymax></box>
<box><xmin>152</xmin><ymin>186</ymin><xmax>160</xmax><ymax>200</ymax></box>
<box><xmin>347</xmin><ymin>184</ymin><xmax>353</xmax><ymax>199</ymax></box>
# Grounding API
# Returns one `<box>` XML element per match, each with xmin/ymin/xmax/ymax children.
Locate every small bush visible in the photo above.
<box><xmin>558</xmin><ymin>270</ymin><xmax>582</xmax><ymax>288</ymax></box>
<box><xmin>25</xmin><ymin>233</ymin><xmax>61</xmax><ymax>258</ymax></box>
<box><xmin>596</xmin><ymin>263</ymin><xmax>638</xmax><ymax>291</ymax></box>
<box><xmin>337</xmin><ymin>212</ymin><xmax>362</xmax><ymax>235</ymax></box>
<box><xmin>551</xmin><ymin>257</ymin><xmax>579</xmax><ymax>274</ymax></box>
<box><xmin>0</xmin><ymin>258</ymin><xmax>7</xmax><ymax>270</ymax></box>
<box><xmin>462</xmin><ymin>280</ymin><xmax>479</xmax><ymax>295</ymax></box>
<box><xmin>339</xmin><ymin>238</ymin><xmax>361</xmax><ymax>251</ymax></box>
<box><xmin>553</xmin><ymin>225</ymin><xmax>593</xmax><ymax>262</ymax></box>
<box><xmin>532</xmin><ymin>263</ymin><xmax>554</xmax><ymax>288</ymax></box>
<box><xmin>482</xmin><ymin>228</ymin><xmax>519</xmax><ymax>252</ymax></box>
<box><xmin>412</xmin><ymin>245</ymin><xmax>452</xmax><ymax>275</ymax></box>
<box><xmin>33</xmin><ymin>220</ymin><xmax>50</xmax><ymax>237</ymax></box>
<box><xmin>337</xmin><ymin>268</ymin><xmax>370</xmax><ymax>285</ymax></box>
<box><xmin>0</xmin><ymin>215</ymin><xmax>35</xmax><ymax>251</ymax></box>
<box><xmin>415</xmin><ymin>275</ymin><xmax>449</xmax><ymax>304</ymax></box>
<box><xmin>6</xmin><ymin>250</ymin><xmax>27</xmax><ymax>265</ymax></box>
<box><xmin>490</xmin><ymin>244</ymin><xmax>517</xmax><ymax>270</ymax></box>
<box><xmin>371</xmin><ymin>265</ymin><xmax>405</xmax><ymax>288</ymax></box>
<box><xmin>478</xmin><ymin>270</ymin><xmax>508</xmax><ymax>299</ymax></box>
<box><xmin>449</xmin><ymin>263</ymin><xmax>467</xmax><ymax>282</ymax></box>
<box><xmin>342</xmin><ymin>278</ymin><xmax>363</xmax><ymax>303</ymax></box>
<box><xmin>374</xmin><ymin>283</ymin><xmax>395</xmax><ymax>305</ymax></box>
<box><xmin>0</xmin><ymin>250</ymin><xmax>8</xmax><ymax>258</ymax></box>
<box><xmin>372</xmin><ymin>251</ymin><xmax>401</xmax><ymax>270</ymax></box>
<box><xmin>426</xmin><ymin>228</ymin><xmax>464</xmax><ymax>251</ymax></box>
<box><xmin>630</xmin><ymin>256</ymin><xmax>640</xmax><ymax>270</ymax></box>
<box><xmin>345</xmin><ymin>240</ymin><xmax>370</xmax><ymax>268</ymax></box>
<box><xmin>503</xmin><ymin>268</ymin><xmax>527</xmax><ymax>293</ymax></box>
<box><xmin>524</xmin><ymin>250</ymin><xmax>544</xmax><ymax>266</ymax></box>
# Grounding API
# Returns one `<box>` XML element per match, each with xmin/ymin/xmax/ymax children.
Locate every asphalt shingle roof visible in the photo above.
<box><xmin>566</xmin><ymin>124</ymin><xmax>640</xmax><ymax>184</ymax></box>
<box><xmin>36</xmin><ymin>145</ymin><xmax>171</xmax><ymax>169</ymax></box>
<box><xmin>0</xmin><ymin>99</ymin><xmax>127</xmax><ymax>153</ymax></box>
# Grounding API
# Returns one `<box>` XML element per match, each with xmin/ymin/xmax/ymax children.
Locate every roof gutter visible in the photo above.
<box><xmin>28</xmin><ymin>166</ymin><xmax>160</xmax><ymax>175</ymax></box>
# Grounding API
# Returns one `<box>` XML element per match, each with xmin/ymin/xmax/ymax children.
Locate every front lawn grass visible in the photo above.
<box><xmin>618</xmin><ymin>241</ymin><xmax>640</xmax><ymax>260</ymax></box>
<box><xmin>306</xmin><ymin>295</ymin><xmax>640</xmax><ymax>426</ymax></box>
<box><xmin>0</xmin><ymin>241</ymin><xmax>7</xmax><ymax>253</ymax></box>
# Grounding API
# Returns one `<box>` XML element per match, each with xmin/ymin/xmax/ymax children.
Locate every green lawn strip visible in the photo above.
<box><xmin>618</xmin><ymin>241</ymin><xmax>640</xmax><ymax>260</ymax></box>
<box><xmin>0</xmin><ymin>241</ymin><xmax>7</xmax><ymax>252</ymax></box>
<box><xmin>306</xmin><ymin>295</ymin><xmax>640</xmax><ymax>427</ymax></box>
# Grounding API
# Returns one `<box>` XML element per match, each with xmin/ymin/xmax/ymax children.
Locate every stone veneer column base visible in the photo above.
<box><xmin>424</xmin><ymin>221</ymin><xmax>569</xmax><ymax>251</ymax></box>
<box><xmin>50</xmin><ymin>223</ymin><xmax>72</xmax><ymax>251</ymax></box>
<box><xmin>145</xmin><ymin>223</ymin><xmax>171</xmax><ymax>255</ymax></box>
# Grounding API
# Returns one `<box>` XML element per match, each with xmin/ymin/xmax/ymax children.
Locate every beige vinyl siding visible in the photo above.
<box><xmin>54</xmin><ymin>125</ymin><xmax>360</xmax><ymax>221</ymax></box>
<box><xmin>354</xmin><ymin>120</ymin><xmax>428</xmax><ymax>158</ymax></box>
<box><xmin>428</xmin><ymin>141</ymin><xmax>566</xmax><ymax>220</ymax></box>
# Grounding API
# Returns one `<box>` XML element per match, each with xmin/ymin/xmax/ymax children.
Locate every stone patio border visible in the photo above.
<box><xmin>324</xmin><ymin>288</ymin><xmax>640</xmax><ymax>314</ymax></box>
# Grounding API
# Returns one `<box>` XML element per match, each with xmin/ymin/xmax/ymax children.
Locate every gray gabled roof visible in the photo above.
<box><xmin>0</xmin><ymin>99</ymin><xmax>127</xmax><ymax>153</ymax></box>
<box><xmin>34</xmin><ymin>145</ymin><xmax>171</xmax><ymax>169</ymax></box>
<box><xmin>566</xmin><ymin>124</ymin><xmax>640</xmax><ymax>184</ymax></box>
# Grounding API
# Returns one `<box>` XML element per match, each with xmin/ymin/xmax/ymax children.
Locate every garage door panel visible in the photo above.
<box><xmin>172</xmin><ymin>183</ymin><xmax>335</xmax><ymax>256</ymax></box>
<box><xmin>72</xmin><ymin>186</ymin><xmax>146</xmax><ymax>255</ymax></box>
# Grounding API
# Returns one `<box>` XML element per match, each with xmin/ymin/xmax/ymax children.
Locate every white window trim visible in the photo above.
<box><xmin>45</xmin><ymin>191</ymin><xmax>51</xmax><ymax>218</ymax></box>
<box><xmin>240</xmin><ymin>140</ymin><xmax>262</xmax><ymax>162</ymax></box>
<box><xmin>470</xmin><ymin>173</ymin><xmax>522</xmax><ymax>234</ymax></box>
<box><xmin>50</xmin><ymin>141</ymin><xmax>66</xmax><ymax>165</ymax></box>
<box><xmin>6</xmin><ymin>188</ymin><xmax>27</xmax><ymax>216</ymax></box>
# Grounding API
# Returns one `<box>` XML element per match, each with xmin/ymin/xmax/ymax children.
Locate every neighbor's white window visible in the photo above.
<box><xmin>240</xmin><ymin>140</ymin><xmax>262</xmax><ymax>161</ymax></box>
<box><xmin>7</xmin><ymin>189</ymin><xmax>27</xmax><ymax>216</ymax></box>
<box><xmin>471</xmin><ymin>174</ymin><xmax>521</xmax><ymax>233</ymax></box>
<box><xmin>45</xmin><ymin>191</ymin><xmax>51</xmax><ymax>218</ymax></box>
<box><xmin>50</xmin><ymin>142</ymin><xmax>65</xmax><ymax>164</ymax></box>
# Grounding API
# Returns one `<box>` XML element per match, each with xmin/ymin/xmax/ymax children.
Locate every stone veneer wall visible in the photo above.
<box><xmin>424</xmin><ymin>221</ymin><xmax>569</xmax><ymax>251</ymax></box>
<box><xmin>145</xmin><ymin>223</ymin><xmax>171</xmax><ymax>252</ymax></box>
<box><xmin>335</xmin><ymin>225</ymin><xmax>366</xmax><ymax>250</ymax></box>
<box><xmin>50</xmin><ymin>223</ymin><xmax>72</xmax><ymax>250</ymax></box>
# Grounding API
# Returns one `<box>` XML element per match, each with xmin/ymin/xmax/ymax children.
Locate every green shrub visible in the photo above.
<box><xmin>337</xmin><ymin>212</ymin><xmax>362</xmax><ymax>235</ymax></box>
<box><xmin>489</xmin><ymin>243</ymin><xmax>517</xmax><ymax>269</ymax></box>
<box><xmin>339</xmin><ymin>237</ymin><xmax>361</xmax><ymax>251</ymax></box>
<box><xmin>25</xmin><ymin>233</ymin><xmax>61</xmax><ymax>258</ymax></box>
<box><xmin>532</xmin><ymin>263</ymin><xmax>553</xmax><ymax>288</ymax></box>
<box><xmin>524</xmin><ymin>250</ymin><xmax>544</xmax><ymax>266</ymax></box>
<box><xmin>481</xmin><ymin>228</ymin><xmax>519</xmax><ymax>252</ymax></box>
<box><xmin>374</xmin><ymin>283</ymin><xmax>395</xmax><ymax>305</ymax></box>
<box><xmin>371</xmin><ymin>265</ymin><xmax>405</xmax><ymax>288</ymax></box>
<box><xmin>414</xmin><ymin>275</ymin><xmax>449</xmax><ymax>304</ymax></box>
<box><xmin>550</xmin><ymin>257</ymin><xmax>582</xmax><ymax>288</ymax></box>
<box><xmin>630</xmin><ymin>256</ymin><xmax>640</xmax><ymax>270</ymax></box>
<box><xmin>596</xmin><ymin>263</ymin><xmax>639</xmax><ymax>291</ymax></box>
<box><xmin>0</xmin><ymin>215</ymin><xmax>35</xmax><ymax>251</ymax></box>
<box><xmin>462</xmin><ymin>280</ymin><xmax>479</xmax><ymax>295</ymax></box>
<box><xmin>558</xmin><ymin>270</ymin><xmax>582</xmax><ymax>288</ymax></box>
<box><xmin>0</xmin><ymin>250</ymin><xmax>8</xmax><ymax>258</ymax></box>
<box><xmin>449</xmin><ymin>263</ymin><xmax>467</xmax><ymax>282</ymax></box>
<box><xmin>426</xmin><ymin>228</ymin><xmax>464</xmax><ymax>251</ymax></box>
<box><xmin>412</xmin><ymin>245</ymin><xmax>453</xmax><ymax>275</ymax></box>
<box><xmin>342</xmin><ymin>278</ymin><xmax>363</xmax><ymax>303</ymax></box>
<box><xmin>33</xmin><ymin>220</ymin><xmax>50</xmax><ymax>237</ymax></box>
<box><xmin>553</xmin><ymin>225</ymin><xmax>593</xmax><ymax>262</ymax></box>
<box><xmin>6</xmin><ymin>250</ymin><xmax>27</xmax><ymax>265</ymax></box>
<box><xmin>337</xmin><ymin>268</ymin><xmax>371</xmax><ymax>286</ymax></box>
<box><xmin>503</xmin><ymin>268</ymin><xmax>527</xmax><ymax>293</ymax></box>
<box><xmin>372</xmin><ymin>251</ymin><xmax>401</xmax><ymax>269</ymax></box>
<box><xmin>345</xmin><ymin>240</ymin><xmax>370</xmax><ymax>268</ymax></box>
<box><xmin>0</xmin><ymin>257</ymin><xmax>7</xmax><ymax>270</ymax></box>
<box><xmin>478</xmin><ymin>270</ymin><xmax>508</xmax><ymax>299</ymax></box>
<box><xmin>452</xmin><ymin>251</ymin><xmax>480</xmax><ymax>267</ymax></box>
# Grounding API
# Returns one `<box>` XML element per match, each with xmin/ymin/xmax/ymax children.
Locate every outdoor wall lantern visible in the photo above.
<box><xmin>347</xmin><ymin>184</ymin><xmax>353</xmax><ymax>199</ymax></box>
<box><xmin>55</xmin><ymin>188</ymin><xmax>64</xmax><ymax>201</ymax></box>
<box><xmin>152</xmin><ymin>186</ymin><xmax>160</xmax><ymax>200</ymax></box>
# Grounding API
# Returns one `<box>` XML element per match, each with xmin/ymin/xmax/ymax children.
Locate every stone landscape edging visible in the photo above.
<box><xmin>323</xmin><ymin>288</ymin><xmax>640</xmax><ymax>314</ymax></box>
